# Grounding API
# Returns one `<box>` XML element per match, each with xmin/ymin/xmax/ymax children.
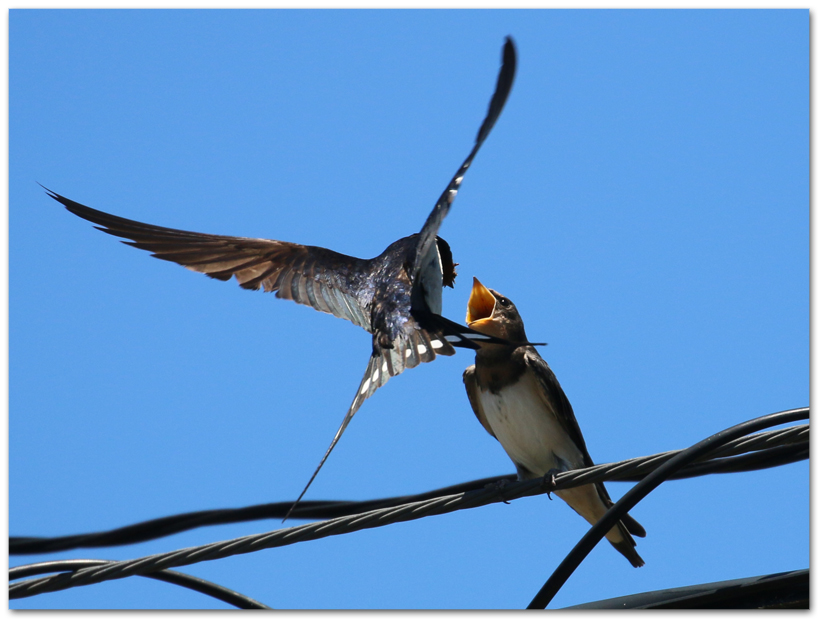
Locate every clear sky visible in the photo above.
<box><xmin>10</xmin><ymin>9</ymin><xmax>808</xmax><ymax>610</ymax></box>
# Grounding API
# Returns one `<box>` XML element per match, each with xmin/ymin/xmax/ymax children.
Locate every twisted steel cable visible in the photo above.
<box><xmin>9</xmin><ymin>476</ymin><xmax>514</xmax><ymax>555</ymax></box>
<box><xmin>10</xmin><ymin>409</ymin><xmax>808</xmax><ymax>601</ymax></box>
<box><xmin>527</xmin><ymin>407</ymin><xmax>809</xmax><ymax>609</ymax></box>
<box><xmin>575</xmin><ymin>423</ymin><xmax>807</xmax><ymax>484</ymax></box>
<box><xmin>9</xmin><ymin>560</ymin><xmax>271</xmax><ymax>609</ymax></box>
<box><xmin>10</xmin><ymin>424</ymin><xmax>807</xmax><ymax>555</ymax></box>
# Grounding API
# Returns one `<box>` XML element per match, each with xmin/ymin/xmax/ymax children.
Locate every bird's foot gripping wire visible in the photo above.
<box><xmin>541</xmin><ymin>469</ymin><xmax>562</xmax><ymax>500</ymax></box>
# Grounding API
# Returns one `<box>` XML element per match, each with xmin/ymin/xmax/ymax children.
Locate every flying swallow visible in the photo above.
<box><xmin>463</xmin><ymin>278</ymin><xmax>646</xmax><ymax>567</ymax></box>
<box><xmin>43</xmin><ymin>37</ymin><xmax>518</xmax><ymax>516</ymax></box>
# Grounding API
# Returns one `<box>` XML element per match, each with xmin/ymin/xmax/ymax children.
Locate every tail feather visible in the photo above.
<box><xmin>598</xmin><ymin>486</ymin><xmax>646</xmax><ymax>539</ymax></box>
<box><xmin>610</xmin><ymin>524</ymin><xmax>645</xmax><ymax>568</ymax></box>
<box><xmin>284</xmin><ymin>326</ymin><xmax>455</xmax><ymax>521</ymax></box>
<box><xmin>282</xmin><ymin>355</ymin><xmax>383</xmax><ymax>522</ymax></box>
<box><xmin>559</xmin><ymin>483</ymin><xmax>646</xmax><ymax>568</ymax></box>
<box><xmin>597</xmin><ymin>484</ymin><xmax>646</xmax><ymax>565</ymax></box>
<box><xmin>621</xmin><ymin>512</ymin><xmax>647</xmax><ymax>538</ymax></box>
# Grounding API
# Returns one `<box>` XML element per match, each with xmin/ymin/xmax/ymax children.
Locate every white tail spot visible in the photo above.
<box><xmin>417</xmin><ymin>344</ymin><xmax>428</xmax><ymax>356</ymax></box>
<box><xmin>430</xmin><ymin>339</ymin><xmax>444</xmax><ymax>349</ymax></box>
<box><xmin>360</xmin><ymin>378</ymin><xmax>371</xmax><ymax>394</ymax></box>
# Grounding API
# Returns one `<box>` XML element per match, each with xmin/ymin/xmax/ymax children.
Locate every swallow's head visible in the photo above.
<box><xmin>466</xmin><ymin>277</ymin><xmax>528</xmax><ymax>343</ymax></box>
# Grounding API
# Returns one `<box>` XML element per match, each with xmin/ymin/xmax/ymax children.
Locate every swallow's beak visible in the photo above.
<box><xmin>467</xmin><ymin>277</ymin><xmax>496</xmax><ymax>329</ymax></box>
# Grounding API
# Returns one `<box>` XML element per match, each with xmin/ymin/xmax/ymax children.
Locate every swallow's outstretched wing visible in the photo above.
<box><xmin>43</xmin><ymin>187</ymin><xmax>374</xmax><ymax>331</ymax></box>
<box><xmin>411</xmin><ymin>36</ymin><xmax>517</xmax><ymax>296</ymax></box>
<box><xmin>46</xmin><ymin>37</ymin><xmax>519</xmax><ymax>522</ymax></box>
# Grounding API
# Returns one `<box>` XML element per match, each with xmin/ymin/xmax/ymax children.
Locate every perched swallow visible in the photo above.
<box><xmin>463</xmin><ymin>278</ymin><xmax>646</xmax><ymax>567</ymax></box>
<box><xmin>43</xmin><ymin>38</ymin><xmax>518</xmax><ymax>516</ymax></box>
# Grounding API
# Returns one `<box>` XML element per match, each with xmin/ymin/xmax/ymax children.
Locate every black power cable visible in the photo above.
<box><xmin>10</xmin><ymin>559</ymin><xmax>271</xmax><ymax>609</ymax></box>
<box><xmin>10</xmin><ymin>476</ymin><xmax>514</xmax><ymax>555</ymax></box>
<box><xmin>8</xmin><ymin>410</ymin><xmax>807</xmax><ymax>604</ymax></box>
<box><xmin>11</xmin><ymin>425</ymin><xmax>806</xmax><ymax>555</ymax></box>
<box><xmin>526</xmin><ymin>407</ymin><xmax>808</xmax><ymax>609</ymax></box>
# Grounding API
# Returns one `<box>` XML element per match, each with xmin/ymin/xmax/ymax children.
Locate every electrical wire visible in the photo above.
<box><xmin>526</xmin><ymin>406</ymin><xmax>808</xmax><ymax>609</ymax></box>
<box><xmin>9</xmin><ymin>476</ymin><xmax>513</xmax><ymax>555</ymax></box>
<box><xmin>9</xmin><ymin>559</ymin><xmax>271</xmax><ymax>609</ymax></box>
<box><xmin>10</xmin><ymin>423</ymin><xmax>807</xmax><ymax>555</ymax></box>
<box><xmin>9</xmin><ymin>408</ymin><xmax>808</xmax><ymax>601</ymax></box>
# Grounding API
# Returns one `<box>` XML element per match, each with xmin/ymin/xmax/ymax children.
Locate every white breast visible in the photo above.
<box><xmin>478</xmin><ymin>372</ymin><xmax>584</xmax><ymax>477</ymax></box>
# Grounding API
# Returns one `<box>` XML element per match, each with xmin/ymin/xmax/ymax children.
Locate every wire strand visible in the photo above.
<box><xmin>526</xmin><ymin>407</ymin><xmax>808</xmax><ymax>609</ymax></box>
<box><xmin>10</xmin><ymin>423</ymin><xmax>807</xmax><ymax>555</ymax></box>
<box><xmin>9</xmin><ymin>409</ymin><xmax>808</xmax><ymax>601</ymax></box>
<box><xmin>9</xmin><ymin>559</ymin><xmax>271</xmax><ymax>609</ymax></box>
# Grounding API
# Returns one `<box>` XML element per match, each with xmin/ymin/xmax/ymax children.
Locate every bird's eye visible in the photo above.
<box><xmin>498</xmin><ymin>297</ymin><xmax>510</xmax><ymax>307</ymax></box>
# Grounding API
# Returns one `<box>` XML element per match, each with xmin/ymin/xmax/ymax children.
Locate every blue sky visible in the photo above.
<box><xmin>10</xmin><ymin>9</ymin><xmax>808</xmax><ymax>610</ymax></box>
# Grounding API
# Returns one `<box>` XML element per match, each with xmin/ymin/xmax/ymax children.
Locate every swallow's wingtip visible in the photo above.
<box><xmin>503</xmin><ymin>36</ymin><xmax>517</xmax><ymax>56</ymax></box>
<box><xmin>37</xmin><ymin>182</ymin><xmax>58</xmax><ymax>199</ymax></box>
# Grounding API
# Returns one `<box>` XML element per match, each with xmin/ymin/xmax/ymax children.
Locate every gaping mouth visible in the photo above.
<box><xmin>466</xmin><ymin>277</ymin><xmax>496</xmax><ymax>328</ymax></box>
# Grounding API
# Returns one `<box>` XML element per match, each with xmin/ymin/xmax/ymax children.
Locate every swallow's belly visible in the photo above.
<box><xmin>479</xmin><ymin>373</ymin><xmax>584</xmax><ymax>477</ymax></box>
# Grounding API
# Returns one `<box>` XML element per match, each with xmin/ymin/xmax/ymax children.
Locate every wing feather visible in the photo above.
<box><xmin>463</xmin><ymin>366</ymin><xmax>497</xmax><ymax>439</ymax></box>
<box><xmin>412</xmin><ymin>37</ymin><xmax>517</xmax><ymax>291</ymax></box>
<box><xmin>45</xmin><ymin>188</ymin><xmax>373</xmax><ymax>331</ymax></box>
<box><xmin>523</xmin><ymin>350</ymin><xmax>593</xmax><ymax>464</ymax></box>
<box><xmin>522</xmin><ymin>350</ymin><xmax>647</xmax><ymax>539</ymax></box>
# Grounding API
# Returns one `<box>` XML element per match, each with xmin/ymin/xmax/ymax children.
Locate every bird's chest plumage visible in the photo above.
<box><xmin>368</xmin><ymin>236</ymin><xmax>442</xmax><ymax>344</ymax></box>
<box><xmin>476</xmin><ymin>372</ymin><xmax>583</xmax><ymax>477</ymax></box>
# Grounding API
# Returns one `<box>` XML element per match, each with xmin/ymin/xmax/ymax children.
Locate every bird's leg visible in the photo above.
<box><xmin>541</xmin><ymin>468</ymin><xmax>563</xmax><ymax>500</ymax></box>
<box><xmin>373</xmin><ymin>331</ymin><xmax>394</xmax><ymax>355</ymax></box>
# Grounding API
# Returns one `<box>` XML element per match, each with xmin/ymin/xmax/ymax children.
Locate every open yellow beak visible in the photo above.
<box><xmin>466</xmin><ymin>277</ymin><xmax>497</xmax><ymax>328</ymax></box>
